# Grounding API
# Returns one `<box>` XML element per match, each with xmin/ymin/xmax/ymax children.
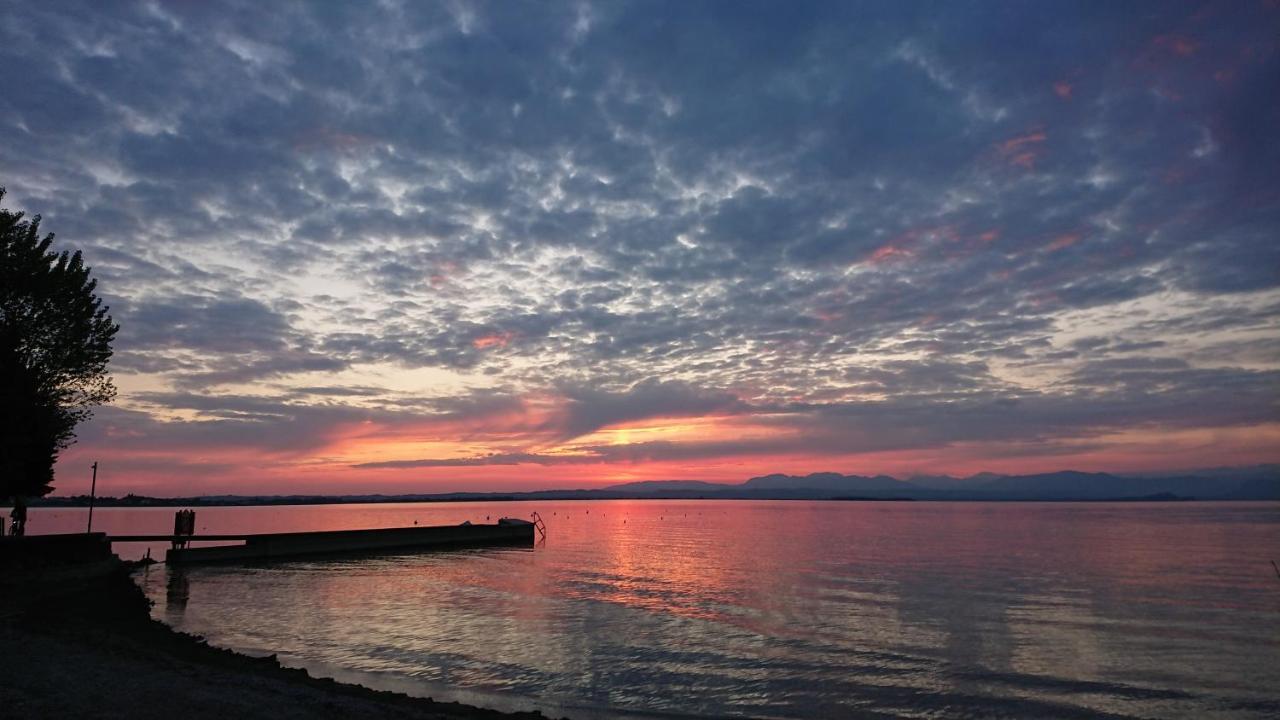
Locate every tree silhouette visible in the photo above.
<box><xmin>1</xmin><ymin>188</ymin><xmax>118</xmax><ymax>501</ymax></box>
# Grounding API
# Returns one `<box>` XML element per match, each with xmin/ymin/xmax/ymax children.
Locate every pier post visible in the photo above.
<box><xmin>86</xmin><ymin>461</ymin><xmax>98</xmax><ymax>533</ymax></box>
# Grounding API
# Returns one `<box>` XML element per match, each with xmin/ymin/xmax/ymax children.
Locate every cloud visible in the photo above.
<box><xmin>0</xmin><ymin>1</ymin><xmax>1273</xmax><ymax>491</ymax></box>
<box><xmin>552</xmin><ymin>379</ymin><xmax>745</xmax><ymax>440</ymax></box>
<box><xmin>354</xmin><ymin>452</ymin><xmax>588</xmax><ymax>470</ymax></box>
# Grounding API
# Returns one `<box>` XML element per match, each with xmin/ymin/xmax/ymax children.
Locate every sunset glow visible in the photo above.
<box><xmin>0</xmin><ymin>1</ymin><xmax>1274</xmax><ymax>496</ymax></box>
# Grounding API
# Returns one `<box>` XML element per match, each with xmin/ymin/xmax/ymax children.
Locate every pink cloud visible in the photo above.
<box><xmin>473</xmin><ymin>331</ymin><xmax>513</xmax><ymax>350</ymax></box>
<box><xmin>996</xmin><ymin>130</ymin><xmax>1047</xmax><ymax>169</ymax></box>
<box><xmin>867</xmin><ymin>243</ymin><xmax>914</xmax><ymax>264</ymax></box>
<box><xmin>429</xmin><ymin>260</ymin><xmax>462</xmax><ymax>287</ymax></box>
<box><xmin>1046</xmin><ymin>232</ymin><xmax>1081</xmax><ymax>252</ymax></box>
<box><xmin>999</xmin><ymin>130</ymin><xmax>1046</xmax><ymax>153</ymax></box>
<box><xmin>1009</xmin><ymin>152</ymin><xmax>1037</xmax><ymax>169</ymax></box>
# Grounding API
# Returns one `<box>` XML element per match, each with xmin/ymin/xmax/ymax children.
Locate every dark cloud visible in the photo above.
<box><xmin>553</xmin><ymin>378</ymin><xmax>745</xmax><ymax>439</ymax></box>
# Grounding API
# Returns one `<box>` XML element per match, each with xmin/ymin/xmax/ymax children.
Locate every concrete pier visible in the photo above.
<box><xmin>162</xmin><ymin>522</ymin><xmax>535</xmax><ymax>564</ymax></box>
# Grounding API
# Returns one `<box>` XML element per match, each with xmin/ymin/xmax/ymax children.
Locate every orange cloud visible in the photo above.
<box><xmin>863</xmin><ymin>224</ymin><xmax>961</xmax><ymax>264</ymax></box>
<box><xmin>1045</xmin><ymin>232</ymin><xmax>1081</xmax><ymax>251</ymax></box>
<box><xmin>996</xmin><ymin>130</ymin><xmax>1047</xmax><ymax>169</ymax></box>
<box><xmin>473</xmin><ymin>331</ymin><xmax>512</xmax><ymax>350</ymax></box>
<box><xmin>1010</xmin><ymin>152</ymin><xmax>1037</xmax><ymax>169</ymax></box>
<box><xmin>867</xmin><ymin>243</ymin><xmax>914</xmax><ymax>263</ymax></box>
<box><xmin>999</xmin><ymin>130</ymin><xmax>1046</xmax><ymax>153</ymax></box>
<box><xmin>1053</xmin><ymin>81</ymin><xmax>1073</xmax><ymax>99</ymax></box>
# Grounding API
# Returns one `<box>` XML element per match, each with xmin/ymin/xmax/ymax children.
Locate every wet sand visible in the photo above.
<box><xmin>0</xmin><ymin>562</ymin><xmax>564</xmax><ymax>720</ymax></box>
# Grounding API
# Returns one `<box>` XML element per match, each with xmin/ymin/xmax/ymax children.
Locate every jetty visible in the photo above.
<box><xmin>108</xmin><ymin>517</ymin><xmax>541</xmax><ymax>565</ymax></box>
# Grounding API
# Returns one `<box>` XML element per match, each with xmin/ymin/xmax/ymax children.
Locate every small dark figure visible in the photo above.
<box><xmin>10</xmin><ymin>498</ymin><xmax>27</xmax><ymax>537</ymax></box>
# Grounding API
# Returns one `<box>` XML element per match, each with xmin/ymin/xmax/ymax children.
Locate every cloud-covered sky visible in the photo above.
<box><xmin>4</xmin><ymin>1</ymin><xmax>1278</xmax><ymax>495</ymax></box>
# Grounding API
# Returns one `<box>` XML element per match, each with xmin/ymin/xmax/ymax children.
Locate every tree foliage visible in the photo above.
<box><xmin>1</xmin><ymin>188</ymin><xmax>118</xmax><ymax>499</ymax></box>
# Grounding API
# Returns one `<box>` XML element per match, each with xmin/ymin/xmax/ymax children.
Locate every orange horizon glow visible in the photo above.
<box><xmin>51</xmin><ymin>410</ymin><xmax>1280</xmax><ymax>497</ymax></box>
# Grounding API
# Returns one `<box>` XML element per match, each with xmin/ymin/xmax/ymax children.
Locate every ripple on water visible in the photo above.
<box><xmin>113</xmin><ymin>500</ymin><xmax>1280</xmax><ymax>719</ymax></box>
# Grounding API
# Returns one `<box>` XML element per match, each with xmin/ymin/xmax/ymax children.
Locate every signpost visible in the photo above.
<box><xmin>87</xmin><ymin>461</ymin><xmax>98</xmax><ymax>533</ymax></box>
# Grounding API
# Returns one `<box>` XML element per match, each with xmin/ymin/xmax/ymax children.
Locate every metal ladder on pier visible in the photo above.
<box><xmin>530</xmin><ymin>511</ymin><xmax>547</xmax><ymax>541</ymax></box>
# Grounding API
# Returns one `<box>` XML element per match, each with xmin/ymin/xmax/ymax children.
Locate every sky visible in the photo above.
<box><xmin>2</xmin><ymin>1</ymin><xmax>1278</xmax><ymax>496</ymax></box>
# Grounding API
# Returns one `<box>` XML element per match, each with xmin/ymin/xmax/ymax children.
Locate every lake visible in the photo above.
<box><xmin>29</xmin><ymin>500</ymin><xmax>1280</xmax><ymax>718</ymax></box>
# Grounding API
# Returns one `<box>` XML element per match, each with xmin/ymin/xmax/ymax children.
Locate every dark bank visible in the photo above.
<box><xmin>0</xmin><ymin>533</ymin><xmax>564</xmax><ymax>720</ymax></box>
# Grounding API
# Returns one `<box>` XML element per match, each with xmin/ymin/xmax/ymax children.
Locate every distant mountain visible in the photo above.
<box><xmin>744</xmin><ymin>472</ymin><xmax>913</xmax><ymax>492</ymax></box>
<box><xmin>970</xmin><ymin>470</ymin><xmax>1126</xmax><ymax>498</ymax></box>
<box><xmin>907</xmin><ymin>474</ymin><xmax>965</xmax><ymax>490</ymax></box>
<box><xmin>1125</xmin><ymin>464</ymin><xmax>1279</xmax><ymax>483</ymax></box>
<box><xmin>728</xmin><ymin>467</ymin><xmax>1277</xmax><ymax>501</ymax></box>
<box><xmin>603</xmin><ymin>480</ymin><xmax>734</xmax><ymax>493</ymax></box>
<box><xmin>969</xmin><ymin>470</ymin><xmax>1278</xmax><ymax>500</ymax></box>
<box><xmin>1219</xmin><ymin>476</ymin><xmax>1280</xmax><ymax>500</ymax></box>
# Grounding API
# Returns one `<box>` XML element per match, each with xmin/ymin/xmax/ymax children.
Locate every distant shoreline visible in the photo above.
<box><xmin>26</xmin><ymin>466</ymin><xmax>1277</xmax><ymax>507</ymax></box>
<box><xmin>25</xmin><ymin>492</ymin><xmax>1255</xmax><ymax>509</ymax></box>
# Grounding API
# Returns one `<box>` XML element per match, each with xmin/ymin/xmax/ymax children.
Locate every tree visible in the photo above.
<box><xmin>1</xmin><ymin>188</ymin><xmax>118</xmax><ymax>501</ymax></box>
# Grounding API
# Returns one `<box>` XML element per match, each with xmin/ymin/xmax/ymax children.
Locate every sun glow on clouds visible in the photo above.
<box><xmin>4</xmin><ymin>2</ymin><xmax>1275</xmax><ymax>495</ymax></box>
<box><xmin>576</xmin><ymin>415</ymin><xmax>777</xmax><ymax>449</ymax></box>
<box><xmin>473</xmin><ymin>332</ymin><xmax>512</xmax><ymax>350</ymax></box>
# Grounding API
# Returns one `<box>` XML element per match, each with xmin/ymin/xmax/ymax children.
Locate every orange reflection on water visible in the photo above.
<box><xmin>34</xmin><ymin>500</ymin><xmax>1280</xmax><ymax>719</ymax></box>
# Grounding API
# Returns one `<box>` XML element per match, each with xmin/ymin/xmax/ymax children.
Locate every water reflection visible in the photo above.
<box><xmin>164</xmin><ymin>566</ymin><xmax>189</xmax><ymax>621</ymax></box>
<box><xmin>38</xmin><ymin>500</ymin><xmax>1280</xmax><ymax>718</ymax></box>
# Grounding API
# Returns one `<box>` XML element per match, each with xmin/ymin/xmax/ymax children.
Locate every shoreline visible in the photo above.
<box><xmin>0</xmin><ymin>559</ymin><xmax>566</xmax><ymax>720</ymax></box>
<box><xmin>23</xmin><ymin>493</ymin><xmax>1256</xmax><ymax>509</ymax></box>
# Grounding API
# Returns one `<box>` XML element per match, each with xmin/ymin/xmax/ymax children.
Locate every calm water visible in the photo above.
<box><xmin>32</xmin><ymin>501</ymin><xmax>1280</xmax><ymax>718</ymax></box>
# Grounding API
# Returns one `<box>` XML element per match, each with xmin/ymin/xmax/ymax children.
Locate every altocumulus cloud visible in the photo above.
<box><xmin>2</xmin><ymin>1</ymin><xmax>1277</xmax><ymax>491</ymax></box>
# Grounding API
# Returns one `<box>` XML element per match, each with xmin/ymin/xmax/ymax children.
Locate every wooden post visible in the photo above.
<box><xmin>87</xmin><ymin>462</ymin><xmax>98</xmax><ymax>533</ymax></box>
